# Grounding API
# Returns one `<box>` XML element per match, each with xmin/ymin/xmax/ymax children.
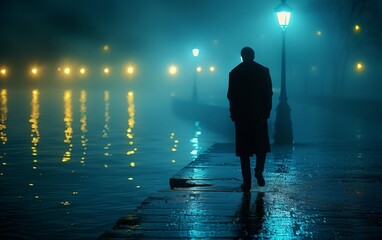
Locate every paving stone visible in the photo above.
<box><xmin>100</xmin><ymin>142</ymin><xmax>382</xmax><ymax>239</ymax></box>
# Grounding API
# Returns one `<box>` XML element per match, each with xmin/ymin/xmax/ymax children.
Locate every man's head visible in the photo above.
<box><xmin>241</xmin><ymin>47</ymin><xmax>255</xmax><ymax>62</ymax></box>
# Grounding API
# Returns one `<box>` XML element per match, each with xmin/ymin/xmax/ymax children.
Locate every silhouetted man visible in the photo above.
<box><xmin>227</xmin><ymin>47</ymin><xmax>272</xmax><ymax>191</ymax></box>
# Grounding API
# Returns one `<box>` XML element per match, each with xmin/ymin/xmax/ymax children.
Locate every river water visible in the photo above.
<box><xmin>0</xmin><ymin>87</ymin><xmax>226</xmax><ymax>239</ymax></box>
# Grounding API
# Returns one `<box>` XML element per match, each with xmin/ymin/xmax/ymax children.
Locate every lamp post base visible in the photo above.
<box><xmin>274</xmin><ymin>99</ymin><xmax>293</xmax><ymax>145</ymax></box>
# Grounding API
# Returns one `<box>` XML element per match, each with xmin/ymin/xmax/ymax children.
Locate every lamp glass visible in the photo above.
<box><xmin>277</xmin><ymin>11</ymin><xmax>291</xmax><ymax>28</ymax></box>
<box><xmin>192</xmin><ymin>48</ymin><xmax>199</xmax><ymax>57</ymax></box>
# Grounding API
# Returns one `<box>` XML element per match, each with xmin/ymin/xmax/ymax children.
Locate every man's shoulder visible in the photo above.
<box><xmin>230</xmin><ymin>61</ymin><xmax>269</xmax><ymax>75</ymax></box>
<box><xmin>253</xmin><ymin>61</ymin><xmax>269</xmax><ymax>71</ymax></box>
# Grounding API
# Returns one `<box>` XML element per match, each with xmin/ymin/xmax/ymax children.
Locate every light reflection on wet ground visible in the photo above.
<box><xmin>103</xmin><ymin>141</ymin><xmax>382</xmax><ymax>239</ymax></box>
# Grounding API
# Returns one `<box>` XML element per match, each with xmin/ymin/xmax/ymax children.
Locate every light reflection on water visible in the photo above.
<box><xmin>62</xmin><ymin>90</ymin><xmax>73</xmax><ymax>163</ymax></box>
<box><xmin>80</xmin><ymin>90</ymin><xmax>87</xmax><ymax>165</ymax></box>
<box><xmin>0</xmin><ymin>89</ymin><xmax>8</xmax><ymax>176</ymax></box>
<box><xmin>0</xmin><ymin>87</ymin><xmax>223</xmax><ymax>239</ymax></box>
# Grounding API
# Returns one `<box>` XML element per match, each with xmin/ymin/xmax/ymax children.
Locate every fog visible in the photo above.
<box><xmin>0</xmin><ymin>0</ymin><xmax>381</xmax><ymax>142</ymax></box>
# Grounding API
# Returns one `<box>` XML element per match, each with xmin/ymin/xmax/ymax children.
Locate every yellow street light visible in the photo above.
<box><xmin>169</xmin><ymin>65</ymin><xmax>178</xmax><ymax>75</ymax></box>
<box><xmin>354</xmin><ymin>24</ymin><xmax>361</xmax><ymax>32</ymax></box>
<box><xmin>103</xmin><ymin>67</ymin><xmax>110</xmax><ymax>75</ymax></box>
<box><xmin>196</xmin><ymin>66</ymin><xmax>202</xmax><ymax>72</ymax></box>
<box><xmin>355</xmin><ymin>62</ymin><xmax>364</xmax><ymax>72</ymax></box>
<box><xmin>31</xmin><ymin>67</ymin><xmax>39</xmax><ymax>77</ymax></box>
<box><xmin>126</xmin><ymin>65</ymin><xmax>135</xmax><ymax>75</ymax></box>
<box><xmin>209</xmin><ymin>66</ymin><xmax>215</xmax><ymax>72</ymax></box>
<box><xmin>79</xmin><ymin>67</ymin><xmax>86</xmax><ymax>75</ymax></box>
<box><xmin>64</xmin><ymin>67</ymin><xmax>71</xmax><ymax>75</ymax></box>
<box><xmin>0</xmin><ymin>68</ymin><xmax>7</xmax><ymax>77</ymax></box>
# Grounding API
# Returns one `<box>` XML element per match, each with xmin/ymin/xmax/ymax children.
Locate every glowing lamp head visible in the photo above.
<box><xmin>209</xmin><ymin>66</ymin><xmax>215</xmax><ymax>72</ymax></box>
<box><xmin>275</xmin><ymin>0</ymin><xmax>292</xmax><ymax>30</ymax></box>
<box><xmin>356</xmin><ymin>62</ymin><xmax>364</xmax><ymax>72</ymax></box>
<box><xmin>196</xmin><ymin>66</ymin><xmax>202</xmax><ymax>72</ymax></box>
<box><xmin>126</xmin><ymin>66</ymin><xmax>134</xmax><ymax>75</ymax></box>
<box><xmin>0</xmin><ymin>68</ymin><xmax>7</xmax><ymax>76</ymax></box>
<box><xmin>192</xmin><ymin>48</ymin><xmax>199</xmax><ymax>57</ymax></box>
<box><xmin>169</xmin><ymin>65</ymin><xmax>178</xmax><ymax>75</ymax></box>
<box><xmin>103</xmin><ymin>67</ymin><xmax>110</xmax><ymax>74</ymax></box>
<box><xmin>64</xmin><ymin>67</ymin><xmax>71</xmax><ymax>75</ymax></box>
<box><xmin>31</xmin><ymin>67</ymin><xmax>38</xmax><ymax>75</ymax></box>
<box><xmin>79</xmin><ymin>68</ymin><xmax>86</xmax><ymax>74</ymax></box>
<box><xmin>354</xmin><ymin>24</ymin><xmax>361</xmax><ymax>32</ymax></box>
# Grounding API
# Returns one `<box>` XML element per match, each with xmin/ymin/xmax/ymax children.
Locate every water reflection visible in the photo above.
<box><xmin>80</xmin><ymin>90</ymin><xmax>88</xmax><ymax>165</ymax></box>
<box><xmin>235</xmin><ymin>192</ymin><xmax>265</xmax><ymax>238</ymax></box>
<box><xmin>0</xmin><ymin>89</ymin><xmax>7</xmax><ymax>175</ymax></box>
<box><xmin>126</xmin><ymin>91</ymin><xmax>137</xmax><ymax>157</ymax></box>
<box><xmin>190</xmin><ymin>121</ymin><xmax>202</xmax><ymax>159</ymax></box>
<box><xmin>169</xmin><ymin>132</ymin><xmax>179</xmax><ymax>163</ymax></box>
<box><xmin>0</xmin><ymin>89</ymin><xmax>7</xmax><ymax>145</ymax></box>
<box><xmin>103</xmin><ymin>90</ymin><xmax>111</xmax><ymax>165</ymax></box>
<box><xmin>30</xmin><ymin>89</ymin><xmax>40</xmax><ymax>170</ymax></box>
<box><xmin>126</xmin><ymin>91</ymin><xmax>140</xmax><ymax>188</ymax></box>
<box><xmin>62</xmin><ymin>90</ymin><xmax>73</xmax><ymax>162</ymax></box>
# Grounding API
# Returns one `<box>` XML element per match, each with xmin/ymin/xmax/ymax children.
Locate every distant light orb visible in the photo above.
<box><xmin>126</xmin><ymin>66</ymin><xmax>134</xmax><ymax>75</ymax></box>
<box><xmin>0</xmin><ymin>68</ymin><xmax>7</xmax><ymax>76</ymax></box>
<box><xmin>209</xmin><ymin>66</ymin><xmax>215</xmax><ymax>72</ymax></box>
<box><xmin>354</xmin><ymin>24</ymin><xmax>361</xmax><ymax>32</ymax></box>
<box><xmin>64</xmin><ymin>67</ymin><xmax>71</xmax><ymax>75</ymax></box>
<box><xmin>196</xmin><ymin>66</ymin><xmax>202</xmax><ymax>72</ymax></box>
<box><xmin>103</xmin><ymin>44</ymin><xmax>109</xmax><ymax>51</ymax></box>
<box><xmin>31</xmin><ymin>67</ymin><xmax>38</xmax><ymax>75</ymax></box>
<box><xmin>79</xmin><ymin>68</ymin><xmax>86</xmax><ymax>74</ymax></box>
<box><xmin>57</xmin><ymin>67</ymin><xmax>62</xmax><ymax>72</ymax></box>
<box><xmin>316</xmin><ymin>30</ymin><xmax>322</xmax><ymax>36</ymax></box>
<box><xmin>355</xmin><ymin>62</ymin><xmax>364</xmax><ymax>72</ymax></box>
<box><xmin>104</xmin><ymin>67</ymin><xmax>110</xmax><ymax>74</ymax></box>
<box><xmin>169</xmin><ymin>65</ymin><xmax>178</xmax><ymax>75</ymax></box>
<box><xmin>192</xmin><ymin>48</ymin><xmax>199</xmax><ymax>57</ymax></box>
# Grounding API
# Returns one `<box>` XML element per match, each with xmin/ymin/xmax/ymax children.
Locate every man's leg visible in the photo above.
<box><xmin>240</xmin><ymin>155</ymin><xmax>251</xmax><ymax>190</ymax></box>
<box><xmin>254</xmin><ymin>153</ymin><xmax>266</xmax><ymax>186</ymax></box>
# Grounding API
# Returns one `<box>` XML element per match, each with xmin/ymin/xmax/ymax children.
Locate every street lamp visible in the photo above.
<box><xmin>192</xmin><ymin>48</ymin><xmax>199</xmax><ymax>101</ymax></box>
<box><xmin>274</xmin><ymin>0</ymin><xmax>293</xmax><ymax>145</ymax></box>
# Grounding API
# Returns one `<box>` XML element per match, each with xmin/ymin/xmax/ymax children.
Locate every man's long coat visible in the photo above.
<box><xmin>227</xmin><ymin>60</ymin><xmax>273</xmax><ymax>156</ymax></box>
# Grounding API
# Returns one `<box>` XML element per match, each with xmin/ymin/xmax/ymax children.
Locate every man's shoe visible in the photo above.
<box><xmin>254</xmin><ymin>174</ymin><xmax>265</xmax><ymax>187</ymax></box>
<box><xmin>240</xmin><ymin>183</ymin><xmax>251</xmax><ymax>192</ymax></box>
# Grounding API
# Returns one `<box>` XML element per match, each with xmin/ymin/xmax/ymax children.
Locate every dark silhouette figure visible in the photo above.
<box><xmin>227</xmin><ymin>47</ymin><xmax>273</xmax><ymax>191</ymax></box>
<box><xmin>234</xmin><ymin>192</ymin><xmax>266</xmax><ymax>239</ymax></box>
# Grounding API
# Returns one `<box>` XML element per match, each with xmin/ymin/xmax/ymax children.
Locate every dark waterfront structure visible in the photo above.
<box><xmin>273</xmin><ymin>0</ymin><xmax>293</xmax><ymax>145</ymax></box>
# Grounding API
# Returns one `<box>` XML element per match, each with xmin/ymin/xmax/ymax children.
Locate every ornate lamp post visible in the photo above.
<box><xmin>274</xmin><ymin>0</ymin><xmax>293</xmax><ymax>145</ymax></box>
<box><xmin>192</xmin><ymin>48</ymin><xmax>199</xmax><ymax>101</ymax></box>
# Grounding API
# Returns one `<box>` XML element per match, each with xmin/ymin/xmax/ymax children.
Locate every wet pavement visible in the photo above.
<box><xmin>100</xmin><ymin>141</ymin><xmax>382</xmax><ymax>239</ymax></box>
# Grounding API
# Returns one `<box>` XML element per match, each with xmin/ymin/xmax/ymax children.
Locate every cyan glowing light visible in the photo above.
<box><xmin>192</xmin><ymin>48</ymin><xmax>199</xmax><ymax>57</ymax></box>
<box><xmin>275</xmin><ymin>0</ymin><xmax>292</xmax><ymax>29</ymax></box>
